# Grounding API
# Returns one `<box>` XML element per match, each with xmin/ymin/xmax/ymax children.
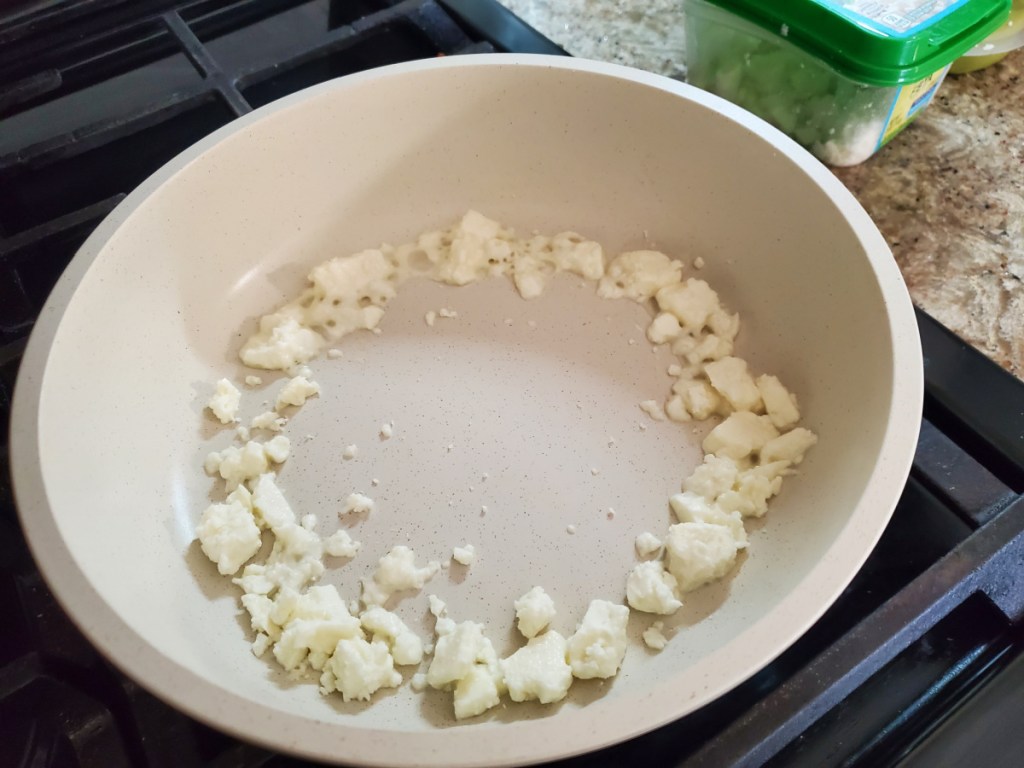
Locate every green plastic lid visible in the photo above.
<box><xmin>703</xmin><ymin>0</ymin><xmax>1012</xmax><ymax>85</ymax></box>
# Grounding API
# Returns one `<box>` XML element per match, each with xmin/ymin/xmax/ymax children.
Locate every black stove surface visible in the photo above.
<box><xmin>1</xmin><ymin>2</ymin><xmax>1022</xmax><ymax>766</ymax></box>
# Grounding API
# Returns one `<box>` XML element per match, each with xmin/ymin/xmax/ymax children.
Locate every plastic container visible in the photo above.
<box><xmin>951</xmin><ymin>0</ymin><xmax>1024</xmax><ymax>72</ymax></box>
<box><xmin>685</xmin><ymin>0</ymin><xmax>1012</xmax><ymax>165</ymax></box>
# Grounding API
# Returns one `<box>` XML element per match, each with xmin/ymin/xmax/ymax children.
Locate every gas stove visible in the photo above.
<box><xmin>1</xmin><ymin>2</ymin><xmax>1022</xmax><ymax>766</ymax></box>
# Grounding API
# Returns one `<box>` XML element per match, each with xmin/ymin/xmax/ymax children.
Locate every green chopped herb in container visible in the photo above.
<box><xmin>684</xmin><ymin>0</ymin><xmax>1011</xmax><ymax>165</ymax></box>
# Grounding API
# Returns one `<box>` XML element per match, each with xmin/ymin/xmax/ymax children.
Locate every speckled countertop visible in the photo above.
<box><xmin>502</xmin><ymin>0</ymin><xmax>1024</xmax><ymax>380</ymax></box>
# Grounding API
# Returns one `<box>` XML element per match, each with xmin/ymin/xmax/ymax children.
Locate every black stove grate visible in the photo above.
<box><xmin>1</xmin><ymin>2</ymin><xmax>1021</xmax><ymax>766</ymax></box>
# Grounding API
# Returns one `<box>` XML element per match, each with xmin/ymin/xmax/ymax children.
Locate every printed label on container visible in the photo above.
<box><xmin>878</xmin><ymin>66</ymin><xmax>950</xmax><ymax>147</ymax></box>
<box><xmin>820</xmin><ymin>0</ymin><xmax>969</xmax><ymax>35</ymax></box>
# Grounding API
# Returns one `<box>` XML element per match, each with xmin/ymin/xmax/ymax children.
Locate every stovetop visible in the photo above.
<box><xmin>1</xmin><ymin>2</ymin><xmax>1023</xmax><ymax>766</ymax></box>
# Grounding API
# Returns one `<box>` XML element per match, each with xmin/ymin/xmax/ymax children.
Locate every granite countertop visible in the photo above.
<box><xmin>502</xmin><ymin>0</ymin><xmax>1024</xmax><ymax>381</ymax></box>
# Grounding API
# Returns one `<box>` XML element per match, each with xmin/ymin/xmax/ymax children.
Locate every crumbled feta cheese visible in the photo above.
<box><xmin>196</xmin><ymin>488</ymin><xmax>261</xmax><ymax>575</ymax></box>
<box><xmin>251</xmin><ymin>632</ymin><xmax>272</xmax><ymax>657</ymax></box>
<box><xmin>501</xmin><ymin>631</ymin><xmax>573</xmax><ymax>704</ymax></box>
<box><xmin>655</xmin><ymin>279</ymin><xmax>721</xmax><ymax>333</ymax></box>
<box><xmin>424</xmin><ymin>310</ymin><xmax>437</xmax><ymax>327</ymax></box>
<box><xmin>411</xmin><ymin>672</ymin><xmax>428</xmax><ymax>692</ymax></box>
<box><xmin>323</xmin><ymin>529</ymin><xmax>361</xmax><ymax>558</ymax></box>
<box><xmin>567</xmin><ymin>600</ymin><xmax>629</xmax><ymax>679</ymax></box>
<box><xmin>669</xmin><ymin>491</ymin><xmax>748</xmax><ymax>547</ymax></box>
<box><xmin>761</xmin><ymin>428</ymin><xmax>818</xmax><ymax>465</ymax></box>
<box><xmin>647</xmin><ymin>312</ymin><xmax>682</xmax><ymax>345</ymax></box>
<box><xmin>342</xmin><ymin>493</ymin><xmax>374</xmax><ymax>516</ymax></box>
<box><xmin>693</xmin><ymin>256</ymin><xmax>706</xmax><ymax>269</ymax></box>
<box><xmin>202</xmin><ymin>212</ymin><xmax>822</xmax><ymax>719</ymax></box>
<box><xmin>642</xmin><ymin>622</ymin><xmax>668</xmax><ymax>650</ymax></box>
<box><xmin>240</xmin><ymin>312</ymin><xmax>324</xmax><ymax>371</ymax></box>
<box><xmin>430</xmin><ymin>211</ymin><xmax>514</xmax><ymax>286</ymax></box>
<box><xmin>705</xmin><ymin>357</ymin><xmax>763</xmax><ymax>412</ymax></box>
<box><xmin>715</xmin><ymin>462</ymin><xmax>790</xmax><ymax>519</ymax></box>
<box><xmin>671</xmin><ymin>378</ymin><xmax>723</xmax><ymax>420</ymax></box>
<box><xmin>342</xmin><ymin>444</ymin><xmax>357</xmax><ymax>460</ymax></box>
<box><xmin>250</xmin><ymin>410</ymin><xmax>287</xmax><ymax>432</ymax></box>
<box><xmin>514</xmin><ymin>586</ymin><xmax>557</xmax><ymax>639</ymax></box>
<box><xmin>634</xmin><ymin>531</ymin><xmax>663</xmax><ymax>557</ymax></box>
<box><xmin>261</xmin><ymin>523</ymin><xmax>325</xmax><ymax>593</ymax></box>
<box><xmin>360</xmin><ymin>606</ymin><xmax>424</xmax><ymax>665</ymax></box>
<box><xmin>598</xmin><ymin>250</ymin><xmax>682</xmax><ymax>301</ymax></box>
<box><xmin>251</xmin><ymin>472</ymin><xmax>296</xmax><ymax>532</ymax></box>
<box><xmin>427</xmin><ymin>594</ymin><xmax>447</xmax><ymax>618</ymax></box>
<box><xmin>275</xmin><ymin>374</ymin><xmax>320</xmax><ymax>410</ymax></box>
<box><xmin>626</xmin><ymin>561</ymin><xmax>683</xmax><ymax>614</ymax></box>
<box><xmin>703</xmin><ymin>412</ymin><xmax>780</xmax><ymax>461</ymax></box>
<box><xmin>302</xmin><ymin>248</ymin><xmax>396</xmax><ymax>340</ymax></box>
<box><xmin>327</xmin><ymin>348</ymin><xmax>344</xmax><ymax>359</ymax></box>
<box><xmin>207</xmin><ymin>378</ymin><xmax>242</xmax><ymax>424</ymax></box>
<box><xmin>683</xmin><ymin>454</ymin><xmax>740</xmax><ymax>500</ymax></box>
<box><xmin>426</xmin><ymin>618</ymin><xmax>504</xmax><ymax>718</ymax></box>
<box><xmin>454</xmin><ymin>665</ymin><xmax>503</xmax><ymax>720</ymax></box>
<box><xmin>320</xmin><ymin>637</ymin><xmax>402</xmax><ymax>701</ymax></box>
<box><xmin>361</xmin><ymin>546</ymin><xmax>439</xmax><ymax>606</ymax></box>
<box><xmin>452</xmin><ymin>544</ymin><xmax>476</xmax><ymax>566</ymax></box>
<box><xmin>756</xmin><ymin>374</ymin><xmax>800</xmax><ymax>430</ymax></box>
<box><xmin>273</xmin><ymin>585</ymin><xmax>362</xmax><ymax>672</ymax></box>
<box><xmin>263</xmin><ymin>435</ymin><xmax>291</xmax><ymax>464</ymax></box>
<box><xmin>665</xmin><ymin>521</ymin><xmax>741</xmax><ymax>593</ymax></box>
<box><xmin>205</xmin><ymin>441</ymin><xmax>274</xmax><ymax>491</ymax></box>
<box><xmin>639</xmin><ymin>399</ymin><xmax>667</xmax><ymax>421</ymax></box>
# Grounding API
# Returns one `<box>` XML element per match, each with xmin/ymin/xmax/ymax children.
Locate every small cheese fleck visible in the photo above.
<box><xmin>244</xmin><ymin>375</ymin><xmax>263</xmax><ymax>387</ymax></box>
<box><xmin>263</xmin><ymin>435</ymin><xmax>291</xmax><ymax>464</ymax></box>
<box><xmin>361</xmin><ymin>546</ymin><xmax>440</xmax><ymax>606</ymax></box>
<box><xmin>324</xmin><ymin>529</ymin><xmax>361</xmax><ymax>558</ymax></box>
<box><xmin>207</xmin><ymin>378</ymin><xmax>241</xmax><ymax>424</ymax></box>
<box><xmin>642</xmin><ymin>621</ymin><xmax>668</xmax><ymax>650</ymax></box>
<box><xmin>275</xmin><ymin>374</ymin><xmax>320</xmax><ymax>410</ymax></box>
<box><xmin>626</xmin><ymin>561</ymin><xmax>683</xmax><ymax>615</ymax></box>
<box><xmin>452</xmin><ymin>544</ymin><xmax>476</xmax><ymax>566</ymax></box>
<box><xmin>379</xmin><ymin>422</ymin><xmax>393</xmax><ymax>440</ymax></box>
<box><xmin>342</xmin><ymin>493</ymin><xmax>375</xmax><ymax>516</ymax></box>
<box><xmin>639</xmin><ymin>399</ymin><xmax>667</xmax><ymax>421</ymax></box>
<box><xmin>566</xmin><ymin>600</ymin><xmax>629</xmax><ymax>679</ymax></box>
<box><xmin>424</xmin><ymin>310</ymin><xmax>437</xmax><ymax>327</ymax></box>
<box><xmin>251</xmin><ymin>410</ymin><xmax>287</xmax><ymax>432</ymax></box>
<box><xmin>342</xmin><ymin>444</ymin><xmax>358</xmax><ymax>460</ymax></box>
<box><xmin>634</xmin><ymin>531</ymin><xmax>663</xmax><ymax>557</ymax></box>
<box><xmin>327</xmin><ymin>348</ymin><xmax>344</xmax><ymax>359</ymax></box>
<box><xmin>514</xmin><ymin>586</ymin><xmax>556</xmax><ymax>639</ymax></box>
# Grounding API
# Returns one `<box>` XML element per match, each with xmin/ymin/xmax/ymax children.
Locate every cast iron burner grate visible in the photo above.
<box><xmin>1</xmin><ymin>2</ymin><xmax>1021</xmax><ymax>766</ymax></box>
